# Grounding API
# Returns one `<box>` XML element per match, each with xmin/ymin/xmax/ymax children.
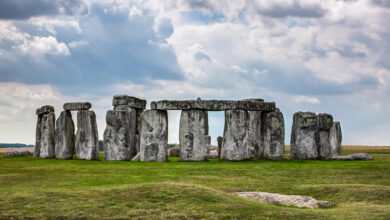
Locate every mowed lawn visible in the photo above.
<box><xmin>1</xmin><ymin>147</ymin><xmax>390</xmax><ymax>219</ymax></box>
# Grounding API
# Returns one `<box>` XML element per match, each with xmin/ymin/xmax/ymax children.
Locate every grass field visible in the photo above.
<box><xmin>1</xmin><ymin>147</ymin><xmax>390</xmax><ymax>219</ymax></box>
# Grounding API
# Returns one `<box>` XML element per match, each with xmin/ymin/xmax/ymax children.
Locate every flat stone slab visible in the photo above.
<box><xmin>236</xmin><ymin>192</ymin><xmax>334</xmax><ymax>208</ymax></box>
<box><xmin>332</xmin><ymin>153</ymin><xmax>373</xmax><ymax>161</ymax></box>
<box><xmin>63</xmin><ymin>102</ymin><xmax>91</xmax><ymax>111</ymax></box>
<box><xmin>112</xmin><ymin>95</ymin><xmax>146</xmax><ymax>109</ymax></box>
<box><xmin>4</xmin><ymin>150</ymin><xmax>32</xmax><ymax>157</ymax></box>
<box><xmin>150</xmin><ymin>100</ymin><xmax>275</xmax><ymax>111</ymax></box>
<box><xmin>36</xmin><ymin>105</ymin><xmax>54</xmax><ymax>115</ymax></box>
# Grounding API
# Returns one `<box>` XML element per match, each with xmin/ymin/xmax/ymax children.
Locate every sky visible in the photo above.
<box><xmin>0</xmin><ymin>0</ymin><xmax>389</xmax><ymax>146</ymax></box>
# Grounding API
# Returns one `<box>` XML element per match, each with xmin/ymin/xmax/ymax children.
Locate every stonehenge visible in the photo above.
<box><xmin>55</xmin><ymin>110</ymin><xmax>75</xmax><ymax>159</ymax></box>
<box><xmin>260</xmin><ymin>108</ymin><xmax>285</xmax><ymax>160</ymax></box>
<box><xmin>317</xmin><ymin>113</ymin><xmax>333</xmax><ymax>160</ymax></box>
<box><xmin>330</xmin><ymin>122</ymin><xmax>342</xmax><ymax>156</ymax></box>
<box><xmin>76</xmin><ymin>110</ymin><xmax>99</xmax><ymax>160</ymax></box>
<box><xmin>34</xmin><ymin>105</ymin><xmax>55</xmax><ymax>159</ymax></box>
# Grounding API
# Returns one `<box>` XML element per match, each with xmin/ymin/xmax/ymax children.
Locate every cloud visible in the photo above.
<box><xmin>18</xmin><ymin>36</ymin><xmax>70</xmax><ymax>55</ymax></box>
<box><xmin>292</xmin><ymin>95</ymin><xmax>320</xmax><ymax>104</ymax></box>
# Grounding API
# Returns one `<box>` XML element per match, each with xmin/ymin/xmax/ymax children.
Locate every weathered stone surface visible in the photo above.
<box><xmin>36</xmin><ymin>105</ymin><xmax>54</xmax><ymax>116</ymax></box>
<box><xmin>140</xmin><ymin>110</ymin><xmax>168</xmax><ymax>162</ymax></box>
<box><xmin>217</xmin><ymin>136</ymin><xmax>223</xmax><ymax>158</ymax></box>
<box><xmin>205</xmin><ymin>135</ymin><xmax>211</xmax><ymax>145</ymax></box>
<box><xmin>248</xmin><ymin>111</ymin><xmax>262</xmax><ymax>158</ymax></box>
<box><xmin>290</xmin><ymin>112</ymin><xmax>318</xmax><ymax>160</ymax></box>
<box><xmin>332</xmin><ymin>153</ymin><xmax>373</xmax><ymax>161</ymax></box>
<box><xmin>4</xmin><ymin>150</ymin><xmax>33</xmax><ymax>157</ymax></box>
<box><xmin>317</xmin><ymin>113</ymin><xmax>333</xmax><ymax>160</ymax></box>
<box><xmin>168</xmin><ymin>146</ymin><xmax>180</xmax><ymax>157</ymax></box>
<box><xmin>236</xmin><ymin>192</ymin><xmax>334</xmax><ymax>208</ymax></box>
<box><xmin>34</xmin><ymin>115</ymin><xmax>42</xmax><ymax>158</ymax></box>
<box><xmin>113</xmin><ymin>105</ymin><xmax>137</xmax><ymax>157</ymax></box>
<box><xmin>204</xmin><ymin>110</ymin><xmax>209</xmax><ymax>135</ymax></box>
<box><xmin>103</xmin><ymin>110</ymin><xmax>136</xmax><ymax>161</ymax></box>
<box><xmin>151</xmin><ymin>100</ymin><xmax>275</xmax><ymax>111</ymax></box>
<box><xmin>131</xmin><ymin>152</ymin><xmax>141</xmax><ymax>161</ymax></box>
<box><xmin>207</xmin><ymin>145</ymin><xmax>218</xmax><ymax>154</ymax></box>
<box><xmin>135</xmin><ymin>109</ymin><xmax>143</xmax><ymax>153</ymax></box>
<box><xmin>179</xmin><ymin>110</ymin><xmax>207</xmax><ymax>161</ymax></box>
<box><xmin>330</xmin><ymin>122</ymin><xmax>342</xmax><ymax>156</ymax></box>
<box><xmin>221</xmin><ymin>110</ymin><xmax>251</xmax><ymax>161</ymax></box>
<box><xmin>39</xmin><ymin>112</ymin><xmax>56</xmax><ymax>158</ymax></box>
<box><xmin>55</xmin><ymin>111</ymin><xmax>75</xmax><ymax>159</ymax></box>
<box><xmin>75</xmin><ymin>110</ymin><xmax>99</xmax><ymax>160</ymax></box>
<box><xmin>112</xmin><ymin>95</ymin><xmax>146</xmax><ymax>109</ymax></box>
<box><xmin>206</xmin><ymin>150</ymin><xmax>218</xmax><ymax>159</ymax></box>
<box><xmin>63</xmin><ymin>102</ymin><xmax>91</xmax><ymax>111</ymax></box>
<box><xmin>260</xmin><ymin>108</ymin><xmax>285</xmax><ymax>160</ymax></box>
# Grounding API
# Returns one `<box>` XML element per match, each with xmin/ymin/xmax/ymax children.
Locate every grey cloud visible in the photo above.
<box><xmin>0</xmin><ymin>0</ymin><xmax>88</xmax><ymax>20</ymax></box>
<box><xmin>371</xmin><ymin>0</ymin><xmax>390</xmax><ymax>8</ymax></box>
<box><xmin>194</xmin><ymin>52</ymin><xmax>211</xmax><ymax>61</ymax></box>
<box><xmin>258</xmin><ymin>1</ymin><xmax>327</xmax><ymax>18</ymax></box>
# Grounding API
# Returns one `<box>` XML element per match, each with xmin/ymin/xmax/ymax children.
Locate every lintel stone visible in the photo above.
<box><xmin>36</xmin><ymin>105</ymin><xmax>54</xmax><ymax>115</ymax></box>
<box><xmin>112</xmin><ymin>94</ymin><xmax>146</xmax><ymax>109</ymax></box>
<box><xmin>150</xmin><ymin>100</ymin><xmax>275</xmax><ymax>111</ymax></box>
<box><xmin>63</xmin><ymin>102</ymin><xmax>91</xmax><ymax>111</ymax></box>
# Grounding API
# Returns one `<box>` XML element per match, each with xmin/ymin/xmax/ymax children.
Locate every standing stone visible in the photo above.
<box><xmin>179</xmin><ymin>110</ymin><xmax>207</xmax><ymax>161</ymax></box>
<box><xmin>217</xmin><ymin>136</ymin><xmax>223</xmax><ymax>158</ymax></box>
<box><xmin>140</xmin><ymin>110</ymin><xmax>168</xmax><ymax>162</ymax></box>
<box><xmin>104</xmin><ymin>110</ymin><xmax>135</xmax><ymax>161</ymax></box>
<box><xmin>113</xmin><ymin>105</ymin><xmax>137</xmax><ymax>157</ymax></box>
<box><xmin>204</xmin><ymin>110</ymin><xmax>209</xmax><ymax>135</ymax></box>
<box><xmin>205</xmin><ymin>135</ymin><xmax>211</xmax><ymax>145</ymax></box>
<box><xmin>55</xmin><ymin>111</ymin><xmax>75</xmax><ymax>159</ymax></box>
<box><xmin>135</xmin><ymin>109</ymin><xmax>143</xmax><ymax>153</ymax></box>
<box><xmin>39</xmin><ymin>112</ymin><xmax>56</xmax><ymax>158</ymax></box>
<box><xmin>317</xmin><ymin>113</ymin><xmax>333</xmax><ymax>160</ymax></box>
<box><xmin>75</xmin><ymin>110</ymin><xmax>99</xmax><ymax>160</ymax></box>
<box><xmin>290</xmin><ymin>112</ymin><xmax>318</xmax><ymax>160</ymax></box>
<box><xmin>249</xmin><ymin>111</ymin><xmax>262</xmax><ymax>158</ymax></box>
<box><xmin>34</xmin><ymin>114</ymin><xmax>42</xmax><ymax>158</ymax></box>
<box><xmin>260</xmin><ymin>108</ymin><xmax>285</xmax><ymax>160</ymax></box>
<box><xmin>330</xmin><ymin>122</ymin><xmax>342</xmax><ymax>156</ymax></box>
<box><xmin>221</xmin><ymin>110</ymin><xmax>250</xmax><ymax>161</ymax></box>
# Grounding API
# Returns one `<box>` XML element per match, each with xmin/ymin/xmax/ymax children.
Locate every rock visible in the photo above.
<box><xmin>151</xmin><ymin>99</ymin><xmax>275</xmax><ymax>111</ymax></box>
<box><xmin>248</xmin><ymin>111</ymin><xmax>262</xmax><ymax>158</ymax></box>
<box><xmin>205</xmin><ymin>135</ymin><xmax>211</xmax><ymax>145</ymax></box>
<box><xmin>113</xmin><ymin>105</ymin><xmax>137</xmax><ymax>157</ymax></box>
<box><xmin>332</xmin><ymin>153</ymin><xmax>373</xmax><ymax>161</ymax></box>
<box><xmin>207</xmin><ymin>145</ymin><xmax>218</xmax><ymax>154</ymax></box>
<box><xmin>36</xmin><ymin>105</ymin><xmax>54</xmax><ymax>116</ymax></box>
<box><xmin>140</xmin><ymin>110</ymin><xmax>168</xmax><ymax>162</ymax></box>
<box><xmin>75</xmin><ymin>110</ymin><xmax>99</xmax><ymax>160</ymax></box>
<box><xmin>63</xmin><ymin>102</ymin><xmax>91</xmax><ymax>111</ymax></box>
<box><xmin>221</xmin><ymin>110</ymin><xmax>251</xmax><ymax>161</ymax></box>
<box><xmin>131</xmin><ymin>152</ymin><xmax>141</xmax><ymax>161</ymax></box>
<box><xmin>103</xmin><ymin>110</ymin><xmax>135</xmax><ymax>161</ymax></box>
<box><xmin>330</xmin><ymin>122</ymin><xmax>342</xmax><ymax>156</ymax></box>
<box><xmin>236</xmin><ymin>192</ymin><xmax>334</xmax><ymax>208</ymax></box>
<box><xmin>290</xmin><ymin>112</ymin><xmax>318</xmax><ymax>160</ymax></box>
<box><xmin>179</xmin><ymin>110</ymin><xmax>207</xmax><ymax>161</ymax></box>
<box><xmin>112</xmin><ymin>95</ymin><xmax>146</xmax><ymax>109</ymax></box>
<box><xmin>217</xmin><ymin>136</ymin><xmax>223</xmax><ymax>158</ymax></box>
<box><xmin>260</xmin><ymin>108</ymin><xmax>285</xmax><ymax>160</ymax></box>
<box><xmin>249</xmin><ymin>146</ymin><xmax>256</xmax><ymax>158</ymax></box>
<box><xmin>206</xmin><ymin>150</ymin><xmax>218</xmax><ymax>159</ymax></box>
<box><xmin>4</xmin><ymin>150</ymin><xmax>32</xmax><ymax>157</ymax></box>
<box><xmin>34</xmin><ymin>114</ymin><xmax>42</xmax><ymax>158</ymax></box>
<box><xmin>55</xmin><ymin>111</ymin><xmax>75</xmax><ymax>159</ymax></box>
<box><xmin>135</xmin><ymin>109</ymin><xmax>143</xmax><ymax>153</ymax></box>
<box><xmin>168</xmin><ymin>146</ymin><xmax>180</xmax><ymax>156</ymax></box>
<box><xmin>317</xmin><ymin>113</ymin><xmax>333</xmax><ymax>160</ymax></box>
<box><xmin>39</xmin><ymin>112</ymin><xmax>56</xmax><ymax>159</ymax></box>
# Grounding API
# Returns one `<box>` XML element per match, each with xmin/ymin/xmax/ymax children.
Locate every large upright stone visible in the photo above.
<box><xmin>249</xmin><ymin>111</ymin><xmax>262</xmax><ymax>158</ymax></box>
<box><xmin>55</xmin><ymin>111</ymin><xmax>75</xmax><ymax>159</ymax></box>
<box><xmin>34</xmin><ymin>114</ymin><xmax>42</xmax><ymax>158</ymax></box>
<box><xmin>221</xmin><ymin>110</ymin><xmax>250</xmax><ymax>161</ymax></box>
<box><xmin>330</xmin><ymin>122</ymin><xmax>342</xmax><ymax>156</ymax></box>
<box><xmin>36</xmin><ymin>105</ymin><xmax>54</xmax><ymax>116</ymax></box>
<box><xmin>260</xmin><ymin>108</ymin><xmax>285</xmax><ymax>160</ymax></box>
<box><xmin>75</xmin><ymin>110</ymin><xmax>99</xmax><ymax>160</ymax></box>
<box><xmin>104</xmin><ymin>110</ymin><xmax>135</xmax><ymax>161</ymax></box>
<box><xmin>63</xmin><ymin>102</ymin><xmax>91</xmax><ymax>111</ymax></box>
<box><xmin>290</xmin><ymin>112</ymin><xmax>318</xmax><ymax>160</ymax></box>
<box><xmin>39</xmin><ymin>112</ymin><xmax>56</xmax><ymax>158</ymax></box>
<box><xmin>113</xmin><ymin>105</ymin><xmax>137</xmax><ymax>157</ymax></box>
<box><xmin>135</xmin><ymin>109</ymin><xmax>143</xmax><ymax>153</ymax></box>
<box><xmin>317</xmin><ymin>113</ymin><xmax>333</xmax><ymax>160</ymax></box>
<box><xmin>140</xmin><ymin>110</ymin><xmax>168</xmax><ymax>162</ymax></box>
<box><xmin>217</xmin><ymin>136</ymin><xmax>223</xmax><ymax>158</ymax></box>
<box><xmin>179</xmin><ymin>110</ymin><xmax>207</xmax><ymax>161</ymax></box>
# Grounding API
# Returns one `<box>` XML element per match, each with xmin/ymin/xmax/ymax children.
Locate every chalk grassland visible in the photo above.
<box><xmin>0</xmin><ymin>147</ymin><xmax>389</xmax><ymax>219</ymax></box>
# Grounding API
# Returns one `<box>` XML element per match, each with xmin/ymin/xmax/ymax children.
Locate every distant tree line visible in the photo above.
<box><xmin>0</xmin><ymin>143</ymin><xmax>34</xmax><ymax>148</ymax></box>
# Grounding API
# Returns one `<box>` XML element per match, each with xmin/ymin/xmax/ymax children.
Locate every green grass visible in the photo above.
<box><xmin>1</xmin><ymin>148</ymin><xmax>390</xmax><ymax>219</ymax></box>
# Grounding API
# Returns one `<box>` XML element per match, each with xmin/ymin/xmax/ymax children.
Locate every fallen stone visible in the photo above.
<box><xmin>221</xmin><ymin>110</ymin><xmax>251</xmax><ymax>161</ymax></box>
<box><xmin>63</xmin><ymin>102</ymin><xmax>91</xmax><ymax>111</ymax></box>
<box><xmin>39</xmin><ymin>112</ymin><xmax>56</xmax><ymax>159</ymax></box>
<box><xmin>207</xmin><ymin>145</ymin><xmax>218</xmax><ymax>154</ymax></box>
<box><xmin>55</xmin><ymin>111</ymin><xmax>75</xmax><ymax>160</ymax></box>
<box><xmin>151</xmin><ymin>100</ymin><xmax>275</xmax><ymax>111</ymax></box>
<box><xmin>112</xmin><ymin>95</ymin><xmax>146</xmax><ymax>109</ymax></box>
<box><xmin>168</xmin><ymin>146</ymin><xmax>180</xmax><ymax>157</ymax></box>
<box><xmin>260</xmin><ymin>108</ymin><xmax>285</xmax><ymax>160</ymax></box>
<box><xmin>330</xmin><ymin>122</ymin><xmax>342</xmax><ymax>156</ymax></box>
<box><xmin>140</xmin><ymin>110</ymin><xmax>168</xmax><ymax>162</ymax></box>
<box><xmin>131</xmin><ymin>152</ymin><xmax>141</xmax><ymax>161</ymax></box>
<box><xmin>103</xmin><ymin>110</ymin><xmax>135</xmax><ymax>161</ymax></box>
<box><xmin>236</xmin><ymin>192</ymin><xmax>334</xmax><ymax>209</ymax></box>
<box><xmin>217</xmin><ymin>136</ymin><xmax>223</xmax><ymax>158</ymax></box>
<box><xmin>179</xmin><ymin>110</ymin><xmax>207</xmax><ymax>161</ymax></box>
<box><xmin>290</xmin><ymin>112</ymin><xmax>318</xmax><ymax>160</ymax></box>
<box><xmin>248</xmin><ymin>111</ymin><xmax>262</xmax><ymax>158</ymax></box>
<box><xmin>75</xmin><ymin>110</ymin><xmax>99</xmax><ymax>160</ymax></box>
<box><xmin>4</xmin><ymin>150</ymin><xmax>32</xmax><ymax>157</ymax></box>
<box><xmin>332</xmin><ymin>153</ymin><xmax>373</xmax><ymax>161</ymax></box>
<box><xmin>36</xmin><ymin>105</ymin><xmax>54</xmax><ymax>116</ymax></box>
<box><xmin>317</xmin><ymin>113</ymin><xmax>333</xmax><ymax>160</ymax></box>
<box><xmin>206</xmin><ymin>150</ymin><xmax>218</xmax><ymax>159</ymax></box>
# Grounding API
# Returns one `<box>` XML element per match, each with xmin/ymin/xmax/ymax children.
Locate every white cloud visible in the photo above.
<box><xmin>18</xmin><ymin>36</ymin><xmax>70</xmax><ymax>56</ymax></box>
<box><xmin>68</xmin><ymin>40</ymin><xmax>89</xmax><ymax>48</ymax></box>
<box><xmin>292</xmin><ymin>95</ymin><xmax>320</xmax><ymax>104</ymax></box>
